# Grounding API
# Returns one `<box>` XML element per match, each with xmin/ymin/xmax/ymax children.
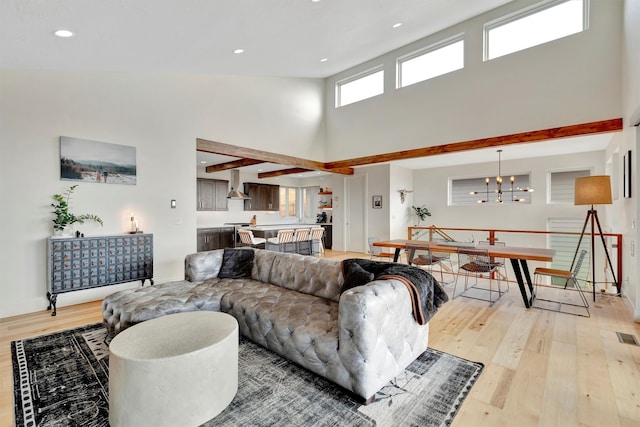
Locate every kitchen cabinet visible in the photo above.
<box><xmin>197</xmin><ymin>179</ymin><xmax>229</xmax><ymax>211</ymax></box>
<box><xmin>243</xmin><ymin>183</ymin><xmax>280</xmax><ymax>211</ymax></box>
<box><xmin>197</xmin><ymin>227</ymin><xmax>235</xmax><ymax>252</ymax></box>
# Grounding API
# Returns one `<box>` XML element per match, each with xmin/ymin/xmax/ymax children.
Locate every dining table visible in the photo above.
<box><xmin>372</xmin><ymin>239</ymin><xmax>556</xmax><ymax>309</ymax></box>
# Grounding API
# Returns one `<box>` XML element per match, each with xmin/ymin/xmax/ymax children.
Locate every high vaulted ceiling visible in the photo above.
<box><xmin>1</xmin><ymin>0</ymin><xmax>616</xmax><ymax>177</ymax></box>
<box><xmin>1</xmin><ymin>0</ymin><xmax>515</xmax><ymax>78</ymax></box>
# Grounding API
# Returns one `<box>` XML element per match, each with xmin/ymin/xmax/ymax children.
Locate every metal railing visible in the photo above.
<box><xmin>408</xmin><ymin>225</ymin><xmax>623</xmax><ymax>295</ymax></box>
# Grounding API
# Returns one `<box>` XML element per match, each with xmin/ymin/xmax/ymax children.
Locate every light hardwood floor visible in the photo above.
<box><xmin>1</xmin><ymin>250</ymin><xmax>639</xmax><ymax>426</ymax></box>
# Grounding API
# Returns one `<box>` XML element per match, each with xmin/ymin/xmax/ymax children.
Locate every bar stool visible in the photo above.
<box><xmin>310</xmin><ymin>227</ymin><xmax>325</xmax><ymax>255</ymax></box>
<box><xmin>237</xmin><ymin>230</ymin><xmax>266</xmax><ymax>248</ymax></box>
<box><xmin>266</xmin><ymin>229</ymin><xmax>295</xmax><ymax>253</ymax></box>
<box><xmin>293</xmin><ymin>228</ymin><xmax>311</xmax><ymax>255</ymax></box>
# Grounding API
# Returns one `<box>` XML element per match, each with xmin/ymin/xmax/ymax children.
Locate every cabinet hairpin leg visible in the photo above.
<box><xmin>47</xmin><ymin>291</ymin><xmax>58</xmax><ymax>316</ymax></box>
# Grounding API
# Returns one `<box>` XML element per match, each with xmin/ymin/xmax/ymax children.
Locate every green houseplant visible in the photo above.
<box><xmin>51</xmin><ymin>185</ymin><xmax>103</xmax><ymax>234</ymax></box>
<box><xmin>411</xmin><ymin>205</ymin><xmax>431</xmax><ymax>225</ymax></box>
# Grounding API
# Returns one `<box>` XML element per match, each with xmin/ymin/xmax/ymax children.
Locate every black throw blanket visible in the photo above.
<box><xmin>341</xmin><ymin>258</ymin><xmax>449</xmax><ymax>325</ymax></box>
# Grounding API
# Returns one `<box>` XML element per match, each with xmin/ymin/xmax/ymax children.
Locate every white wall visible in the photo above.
<box><xmin>324</xmin><ymin>0</ymin><xmax>622</xmax><ymax>160</ymax></box>
<box><xmin>619</xmin><ymin>0</ymin><xmax>640</xmax><ymax>320</ymax></box>
<box><xmin>389</xmin><ymin>165</ymin><xmax>414</xmax><ymax>239</ymax></box>
<box><xmin>0</xmin><ymin>70</ymin><xmax>324</xmax><ymax>318</ymax></box>
<box><xmin>411</xmin><ymin>152</ymin><xmax>605</xmax><ymax>231</ymax></box>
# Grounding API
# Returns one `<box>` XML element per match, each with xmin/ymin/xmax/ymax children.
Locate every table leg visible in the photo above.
<box><xmin>393</xmin><ymin>248</ymin><xmax>401</xmax><ymax>263</ymax></box>
<box><xmin>510</xmin><ymin>258</ymin><xmax>533</xmax><ymax>308</ymax></box>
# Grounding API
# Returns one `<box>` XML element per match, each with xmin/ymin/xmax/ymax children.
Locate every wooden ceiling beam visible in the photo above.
<box><xmin>197</xmin><ymin>138</ymin><xmax>354</xmax><ymax>175</ymax></box>
<box><xmin>324</xmin><ymin>118</ymin><xmax>623</xmax><ymax>169</ymax></box>
<box><xmin>258</xmin><ymin>168</ymin><xmax>313</xmax><ymax>178</ymax></box>
<box><xmin>205</xmin><ymin>158</ymin><xmax>264</xmax><ymax>173</ymax></box>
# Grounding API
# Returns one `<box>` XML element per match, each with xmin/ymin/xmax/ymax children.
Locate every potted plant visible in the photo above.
<box><xmin>411</xmin><ymin>205</ymin><xmax>431</xmax><ymax>226</ymax></box>
<box><xmin>51</xmin><ymin>185</ymin><xmax>103</xmax><ymax>235</ymax></box>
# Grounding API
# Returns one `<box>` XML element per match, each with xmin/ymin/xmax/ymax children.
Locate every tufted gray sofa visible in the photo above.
<box><xmin>102</xmin><ymin>248</ymin><xmax>433</xmax><ymax>402</ymax></box>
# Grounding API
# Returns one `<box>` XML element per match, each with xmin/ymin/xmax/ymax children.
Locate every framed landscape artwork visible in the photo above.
<box><xmin>60</xmin><ymin>136</ymin><xmax>137</xmax><ymax>185</ymax></box>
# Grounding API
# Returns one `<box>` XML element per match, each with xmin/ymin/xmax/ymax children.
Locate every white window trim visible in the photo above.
<box><xmin>546</xmin><ymin>167</ymin><xmax>593</xmax><ymax>204</ymax></box>
<box><xmin>396</xmin><ymin>33</ymin><xmax>465</xmax><ymax>89</ymax></box>
<box><xmin>483</xmin><ymin>0</ymin><xmax>590</xmax><ymax>62</ymax></box>
<box><xmin>335</xmin><ymin>65</ymin><xmax>384</xmax><ymax>108</ymax></box>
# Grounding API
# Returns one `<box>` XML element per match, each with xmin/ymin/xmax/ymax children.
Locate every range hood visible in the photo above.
<box><xmin>227</xmin><ymin>170</ymin><xmax>251</xmax><ymax>199</ymax></box>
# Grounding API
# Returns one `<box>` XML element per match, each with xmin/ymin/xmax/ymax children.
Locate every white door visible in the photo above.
<box><xmin>346</xmin><ymin>175</ymin><xmax>366</xmax><ymax>253</ymax></box>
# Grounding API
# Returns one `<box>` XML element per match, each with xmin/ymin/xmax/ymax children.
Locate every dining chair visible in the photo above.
<box><xmin>454</xmin><ymin>248</ymin><xmax>506</xmax><ymax>306</ymax></box>
<box><xmin>405</xmin><ymin>242</ymin><xmax>452</xmax><ymax>284</ymax></box>
<box><xmin>310</xmin><ymin>227</ymin><xmax>325</xmax><ymax>255</ymax></box>
<box><xmin>532</xmin><ymin>249</ymin><xmax>590</xmax><ymax>317</ymax></box>
<box><xmin>478</xmin><ymin>240</ymin><xmax>509</xmax><ymax>285</ymax></box>
<box><xmin>266</xmin><ymin>229</ymin><xmax>295</xmax><ymax>253</ymax></box>
<box><xmin>237</xmin><ymin>230</ymin><xmax>266</xmax><ymax>248</ymax></box>
<box><xmin>367</xmin><ymin>237</ymin><xmax>396</xmax><ymax>261</ymax></box>
<box><xmin>293</xmin><ymin>228</ymin><xmax>311</xmax><ymax>255</ymax></box>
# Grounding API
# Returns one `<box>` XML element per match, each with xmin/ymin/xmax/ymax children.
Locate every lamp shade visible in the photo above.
<box><xmin>574</xmin><ymin>175</ymin><xmax>613</xmax><ymax>205</ymax></box>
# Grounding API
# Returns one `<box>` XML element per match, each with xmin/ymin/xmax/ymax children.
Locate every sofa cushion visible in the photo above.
<box><xmin>218</xmin><ymin>248</ymin><xmax>254</xmax><ymax>279</ymax></box>
<box><xmin>219</xmin><ymin>281</ymin><xmax>346</xmax><ymax>382</ymax></box>
<box><xmin>263</xmin><ymin>251</ymin><xmax>344</xmax><ymax>302</ymax></box>
<box><xmin>184</xmin><ymin>250</ymin><xmax>225</xmax><ymax>282</ymax></box>
<box><xmin>341</xmin><ymin>262</ymin><xmax>374</xmax><ymax>294</ymax></box>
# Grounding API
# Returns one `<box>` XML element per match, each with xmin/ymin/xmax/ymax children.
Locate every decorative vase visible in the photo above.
<box><xmin>53</xmin><ymin>225</ymin><xmax>74</xmax><ymax>238</ymax></box>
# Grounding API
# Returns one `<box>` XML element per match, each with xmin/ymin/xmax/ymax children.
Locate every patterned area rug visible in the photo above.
<box><xmin>12</xmin><ymin>323</ymin><xmax>483</xmax><ymax>426</ymax></box>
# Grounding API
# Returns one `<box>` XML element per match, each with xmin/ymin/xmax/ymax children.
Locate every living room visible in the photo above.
<box><xmin>1</xmin><ymin>0</ymin><xmax>639</xmax><ymax>425</ymax></box>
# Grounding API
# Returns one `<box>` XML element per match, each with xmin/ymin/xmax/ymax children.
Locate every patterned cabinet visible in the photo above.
<box><xmin>47</xmin><ymin>233</ymin><xmax>154</xmax><ymax>316</ymax></box>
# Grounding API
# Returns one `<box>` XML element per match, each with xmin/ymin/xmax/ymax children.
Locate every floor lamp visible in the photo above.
<box><xmin>573</xmin><ymin>175</ymin><xmax>618</xmax><ymax>301</ymax></box>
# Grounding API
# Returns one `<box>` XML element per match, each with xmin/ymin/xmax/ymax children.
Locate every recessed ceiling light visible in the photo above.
<box><xmin>392</xmin><ymin>22</ymin><xmax>403</xmax><ymax>29</ymax></box>
<box><xmin>311</xmin><ymin>0</ymin><xmax>321</xmax><ymax>3</ymax></box>
<box><xmin>54</xmin><ymin>29</ymin><xmax>74</xmax><ymax>38</ymax></box>
<box><xmin>233</xmin><ymin>48</ymin><xmax>244</xmax><ymax>54</ymax></box>
<box><xmin>320</xmin><ymin>58</ymin><xmax>328</xmax><ymax>63</ymax></box>
<box><xmin>200</xmin><ymin>161</ymin><xmax>207</xmax><ymax>164</ymax></box>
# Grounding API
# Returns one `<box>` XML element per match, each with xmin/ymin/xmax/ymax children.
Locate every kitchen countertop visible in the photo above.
<box><xmin>239</xmin><ymin>224</ymin><xmax>330</xmax><ymax>231</ymax></box>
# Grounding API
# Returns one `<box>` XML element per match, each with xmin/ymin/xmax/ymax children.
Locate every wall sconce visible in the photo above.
<box><xmin>398</xmin><ymin>189</ymin><xmax>413</xmax><ymax>204</ymax></box>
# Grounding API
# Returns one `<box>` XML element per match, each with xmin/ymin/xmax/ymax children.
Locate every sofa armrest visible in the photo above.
<box><xmin>338</xmin><ymin>279</ymin><xmax>430</xmax><ymax>400</ymax></box>
<box><xmin>184</xmin><ymin>249</ymin><xmax>225</xmax><ymax>282</ymax></box>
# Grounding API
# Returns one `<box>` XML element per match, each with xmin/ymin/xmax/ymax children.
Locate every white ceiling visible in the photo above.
<box><xmin>1</xmin><ymin>0</ymin><xmax>515</xmax><ymax>78</ymax></box>
<box><xmin>2</xmin><ymin>0</ymin><xmax>613</xmax><ymax>175</ymax></box>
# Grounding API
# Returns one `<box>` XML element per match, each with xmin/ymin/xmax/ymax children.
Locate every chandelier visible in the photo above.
<box><xmin>470</xmin><ymin>149</ymin><xmax>534</xmax><ymax>203</ymax></box>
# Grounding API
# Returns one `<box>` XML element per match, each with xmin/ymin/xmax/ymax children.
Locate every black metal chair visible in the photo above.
<box><xmin>454</xmin><ymin>248</ymin><xmax>506</xmax><ymax>306</ymax></box>
<box><xmin>368</xmin><ymin>237</ymin><xmax>396</xmax><ymax>261</ymax></box>
<box><xmin>405</xmin><ymin>242</ymin><xmax>453</xmax><ymax>284</ymax></box>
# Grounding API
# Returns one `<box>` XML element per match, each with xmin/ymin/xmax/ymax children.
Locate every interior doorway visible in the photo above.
<box><xmin>345</xmin><ymin>175</ymin><xmax>366</xmax><ymax>253</ymax></box>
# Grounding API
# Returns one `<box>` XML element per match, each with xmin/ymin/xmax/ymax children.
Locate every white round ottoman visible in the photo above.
<box><xmin>109</xmin><ymin>311</ymin><xmax>239</xmax><ymax>427</ymax></box>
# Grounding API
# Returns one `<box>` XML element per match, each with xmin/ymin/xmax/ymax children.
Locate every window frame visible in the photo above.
<box><xmin>279</xmin><ymin>186</ymin><xmax>298</xmax><ymax>218</ymax></box>
<box><xmin>546</xmin><ymin>168</ymin><xmax>592</xmax><ymax>204</ymax></box>
<box><xmin>396</xmin><ymin>33</ymin><xmax>465</xmax><ymax>89</ymax></box>
<box><xmin>483</xmin><ymin>0</ymin><xmax>589</xmax><ymax>62</ymax></box>
<box><xmin>335</xmin><ymin>65</ymin><xmax>385</xmax><ymax>108</ymax></box>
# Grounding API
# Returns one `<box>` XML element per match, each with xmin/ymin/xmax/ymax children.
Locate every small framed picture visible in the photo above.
<box><xmin>372</xmin><ymin>195</ymin><xmax>382</xmax><ymax>209</ymax></box>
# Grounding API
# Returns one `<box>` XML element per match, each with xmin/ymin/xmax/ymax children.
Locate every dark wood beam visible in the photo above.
<box><xmin>324</xmin><ymin>118</ymin><xmax>623</xmax><ymax>169</ymax></box>
<box><xmin>197</xmin><ymin>138</ymin><xmax>354</xmax><ymax>175</ymax></box>
<box><xmin>258</xmin><ymin>168</ymin><xmax>313</xmax><ymax>178</ymax></box>
<box><xmin>205</xmin><ymin>159</ymin><xmax>264</xmax><ymax>173</ymax></box>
